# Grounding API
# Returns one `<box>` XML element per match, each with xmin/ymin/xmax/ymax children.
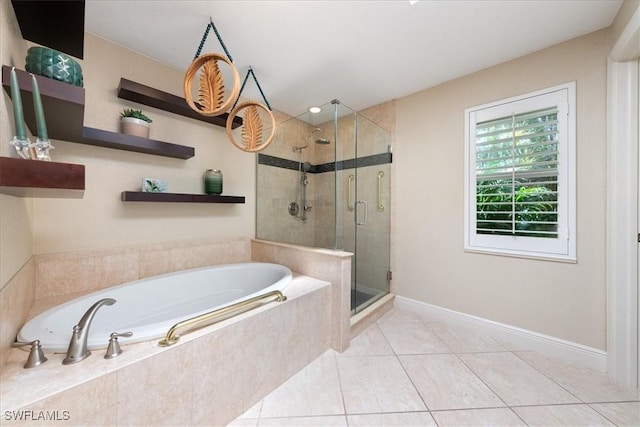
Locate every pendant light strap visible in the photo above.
<box><xmin>193</xmin><ymin>18</ymin><xmax>272</xmax><ymax>111</ymax></box>
<box><xmin>234</xmin><ymin>67</ymin><xmax>272</xmax><ymax>111</ymax></box>
<box><xmin>194</xmin><ymin>18</ymin><xmax>234</xmax><ymax>62</ymax></box>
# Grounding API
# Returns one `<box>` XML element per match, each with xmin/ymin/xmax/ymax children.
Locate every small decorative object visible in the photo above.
<box><xmin>25</xmin><ymin>46</ymin><xmax>83</xmax><ymax>87</ymax></box>
<box><xmin>120</xmin><ymin>109</ymin><xmax>152</xmax><ymax>138</ymax></box>
<box><xmin>8</xmin><ymin>67</ymin><xmax>31</xmax><ymax>159</ymax></box>
<box><xmin>30</xmin><ymin>73</ymin><xmax>53</xmax><ymax>161</ymax></box>
<box><xmin>142</xmin><ymin>178</ymin><xmax>167</xmax><ymax>193</ymax></box>
<box><xmin>203</xmin><ymin>169</ymin><xmax>223</xmax><ymax>195</ymax></box>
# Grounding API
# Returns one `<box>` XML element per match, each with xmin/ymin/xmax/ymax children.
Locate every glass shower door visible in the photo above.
<box><xmin>351</xmin><ymin>114</ymin><xmax>391</xmax><ymax>313</ymax></box>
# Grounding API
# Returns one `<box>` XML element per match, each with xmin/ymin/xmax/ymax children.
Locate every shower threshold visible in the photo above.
<box><xmin>351</xmin><ymin>287</ymin><xmax>388</xmax><ymax>315</ymax></box>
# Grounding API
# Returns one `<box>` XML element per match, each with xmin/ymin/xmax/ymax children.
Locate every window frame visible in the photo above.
<box><xmin>464</xmin><ymin>82</ymin><xmax>577</xmax><ymax>262</ymax></box>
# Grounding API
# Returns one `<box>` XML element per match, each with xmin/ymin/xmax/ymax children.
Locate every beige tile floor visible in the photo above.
<box><xmin>229</xmin><ymin>308</ymin><xmax>640</xmax><ymax>426</ymax></box>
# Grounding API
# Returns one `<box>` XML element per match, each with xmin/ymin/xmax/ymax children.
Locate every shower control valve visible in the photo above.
<box><xmin>11</xmin><ymin>339</ymin><xmax>47</xmax><ymax>369</ymax></box>
<box><xmin>104</xmin><ymin>331</ymin><xmax>133</xmax><ymax>359</ymax></box>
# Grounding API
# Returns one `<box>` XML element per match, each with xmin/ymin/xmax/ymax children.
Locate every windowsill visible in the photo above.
<box><xmin>464</xmin><ymin>247</ymin><xmax>577</xmax><ymax>264</ymax></box>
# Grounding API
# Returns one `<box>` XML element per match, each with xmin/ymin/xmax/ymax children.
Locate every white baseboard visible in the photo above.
<box><xmin>394</xmin><ymin>296</ymin><xmax>608</xmax><ymax>372</ymax></box>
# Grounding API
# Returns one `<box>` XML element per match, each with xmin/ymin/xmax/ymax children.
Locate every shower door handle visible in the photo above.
<box><xmin>377</xmin><ymin>171</ymin><xmax>385</xmax><ymax>212</ymax></box>
<box><xmin>348</xmin><ymin>175</ymin><xmax>355</xmax><ymax>211</ymax></box>
<box><xmin>356</xmin><ymin>200</ymin><xmax>368</xmax><ymax>226</ymax></box>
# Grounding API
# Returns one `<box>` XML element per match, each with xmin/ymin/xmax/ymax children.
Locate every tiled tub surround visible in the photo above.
<box><xmin>0</xmin><ymin>237</ymin><xmax>253</xmax><ymax>367</ymax></box>
<box><xmin>252</xmin><ymin>239</ymin><xmax>352</xmax><ymax>352</ymax></box>
<box><xmin>1</xmin><ymin>275</ymin><xmax>332</xmax><ymax>426</ymax></box>
<box><xmin>0</xmin><ymin>238</ymin><xmax>353</xmax><ymax>425</ymax></box>
<box><xmin>0</xmin><ymin>259</ymin><xmax>35</xmax><ymax>368</ymax></box>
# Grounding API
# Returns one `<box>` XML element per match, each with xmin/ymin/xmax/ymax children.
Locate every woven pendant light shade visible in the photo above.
<box><xmin>226</xmin><ymin>101</ymin><xmax>276</xmax><ymax>152</ymax></box>
<box><xmin>183</xmin><ymin>53</ymin><xmax>240</xmax><ymax>117</ymax></box>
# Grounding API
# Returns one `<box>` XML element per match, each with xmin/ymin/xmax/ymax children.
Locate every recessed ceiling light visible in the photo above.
<box><xmin>309</xmin><ymin>107</ymin><xmax>321</xmax><ymax>113</ymax></box>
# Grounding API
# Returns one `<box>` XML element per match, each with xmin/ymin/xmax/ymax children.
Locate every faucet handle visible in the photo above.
<box><xmin>104</xmin><ymin>332</ymin><xmax>133</xmax><ymax>359</ymax></box>
<box><xmin>11</xmin><ymin>339</ymin><xmax>48</xmax><ymax>369</ymax></box>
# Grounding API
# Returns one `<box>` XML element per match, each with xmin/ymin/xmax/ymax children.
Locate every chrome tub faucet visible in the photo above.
<box><xmin>62</xmin><ymin>298</ymin><xmax>116</xmax><ymax>365</ymax></box>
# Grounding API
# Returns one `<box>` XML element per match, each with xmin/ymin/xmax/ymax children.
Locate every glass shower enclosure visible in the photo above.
<box><xmin>256</xmin><ymin>100</ymin><xmax>391</xmax><ymax>313</ymax></box>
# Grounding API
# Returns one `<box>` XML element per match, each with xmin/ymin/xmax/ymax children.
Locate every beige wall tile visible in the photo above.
<box><xmin>35</xmin><ymin>256</ymin><xmax>95</xmax><ymax>299</ymax></box>
<box><xmin>251</xmin><ymin>240</ymin><xmax>352</xmax><ymax>352</ymax></box>
<box><xmin>8</xmin><ymin>374</ymin><xmax>117</xmax><ymax>426</ymax></box>
<box><xmin>94</xmin><ymin>252</ymin><xmax>139</xmax><ymax>290</ymax></box>
<box><xmin>0</xmin><ymin>259</ymin><xmax>35</xmax><ymax>368</ymax></box>
<box><xmin>191</xmin><ymin>321</ymin><xmax>247</xmax><ymax>426</ymax></box>
<box><xmin>117</xmin><ymin>344</ymin><xmax>193</xmax><ymax>426</ymax></box>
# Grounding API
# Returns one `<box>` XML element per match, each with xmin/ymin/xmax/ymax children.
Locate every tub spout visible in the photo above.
<box><xmin>62</xmin><ymin>298</ymin><xmax>116</xmax><ymax>365</ymax></box>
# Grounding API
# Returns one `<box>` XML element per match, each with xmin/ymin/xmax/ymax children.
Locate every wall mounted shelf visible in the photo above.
<box><xmin>2</xmin><ymin>66</ymin><xmax>195</xmax><ymax>159</ymax></box>
<box><xmin>121</xmin><ymin>191</ymin><xmax>245</xmax><ymax>204</ymax></box>
<box><xmin>117</xmin><ymin>78</ymin><xmax>242</xmax><ymax>129</ymax></box>
<box><xmin>0</xmin><ymin>156</ymin><xmax>85</xmax><ymax>198</ymax></box>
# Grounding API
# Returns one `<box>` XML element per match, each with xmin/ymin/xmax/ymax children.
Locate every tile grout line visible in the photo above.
<box><xmin>378</xmin><ymin>316</ymin><xmax>443</xmax><ymax>420</ymax></box>
<box><xmin>586</xmin><ymin>402</ymin><xmax>629</xmax><ymax>426</ymax></box>
<box><xmin>332</xmin><ymin>348</ymin><xmax>350</xmax><ymax>424</ymax></box>
<box><xmin>235</xmin><ymin>309</ymin><xmax>638</xmax><ymax>426</ymax></box>
<box><xmin>395</xmin><ymin>314</ymin><xmax>537</xmax><ymax>425</ymax></box>
<box><xmin>452</xmin><ymin>349</ymin><xmax>514</xmax><ymax>413</ymax></box>
<box><xmin>511</xmin><ymin>351</ymin><xmax>586</xmax><ymax>404</ymax></box>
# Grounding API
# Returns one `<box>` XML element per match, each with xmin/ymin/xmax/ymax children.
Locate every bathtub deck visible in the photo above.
<box><xmin>0</xmin><ymin>274</ymin><xmax>332</xmax><ymax>425</ymax></box>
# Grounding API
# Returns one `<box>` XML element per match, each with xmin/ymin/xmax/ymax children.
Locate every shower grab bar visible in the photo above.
<box><xmin>158</xmin><ymin>290</ymin><xmax>287</xmax><ymax>347</ymax></box>
<box><xmin>377</xmin><ymin>171</ymin><xmax>385</xmax><ymax>212</ymax></box>
<box><xmin>356</xmin><ymin>200</ymin><xmax>368</xmax><ymax>225</ymax></box>
<box><xmin>348</xmin><ymin>175</ymin><xmax>355</xmax><ymax>211</ymax></box>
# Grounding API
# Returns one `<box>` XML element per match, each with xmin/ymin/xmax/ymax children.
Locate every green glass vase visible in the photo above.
<box><xmin>203</xmin><ymin>169</ymin><xmax>223</xmax><ymax>195</ymax></box>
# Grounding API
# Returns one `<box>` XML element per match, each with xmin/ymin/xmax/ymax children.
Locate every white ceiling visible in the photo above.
<box><xmin>85</xmin><ymin>0</ymin><xmax>622</xmax><ymax>118</ymax></box>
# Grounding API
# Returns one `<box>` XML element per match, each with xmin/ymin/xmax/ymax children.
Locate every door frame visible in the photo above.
<box><xmin>607</xmin><ymin>6</ymin><xmax>640</xmax><ymax>387</ymax></box>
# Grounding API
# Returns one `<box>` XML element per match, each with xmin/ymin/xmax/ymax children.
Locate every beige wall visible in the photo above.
<box><xmin>394</xmin><ymin>28</ymin><xmax>612</xmax><ymax>350</ymax></box>
<box><xmin>0</xmin><ymin>1</ymin><xmax>33</xmax><ymax>288</ymax></box>
<box><xmin>1</xmin><ymin>6</ymin><xmax>256</xmax><ymax>275</ymax></box>
<box><xmin>29</xmin><ymin>33</ymin><xmax>256</xmax><ymax>254</ymax></box>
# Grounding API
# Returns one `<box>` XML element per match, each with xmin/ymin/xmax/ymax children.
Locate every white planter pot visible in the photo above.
<box><xmin>121</xmin><ymin>117</ymin><xmax>150</xmax><ymax>138</ymax></box>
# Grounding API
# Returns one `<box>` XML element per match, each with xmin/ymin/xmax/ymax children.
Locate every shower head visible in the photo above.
<box><xmin>308</xmin><ymin>127</ymin><xmax>331</xmax><ymax>145</ymax></box>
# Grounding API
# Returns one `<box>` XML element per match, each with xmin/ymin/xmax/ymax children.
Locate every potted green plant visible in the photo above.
<box><xmin>120</xmin><ymin>108</ymin><xmax>152</xmax><ymax>138</ymax></box>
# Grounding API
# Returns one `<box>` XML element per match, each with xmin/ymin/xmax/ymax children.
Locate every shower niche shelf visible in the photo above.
<box><xmin>0</xmin><ymin>156</ymin><xmax>85</xmax><ymax>198</ymax></box>
<box><xmin>1</xmin><ymin>66</ymin><xmax>195</xmax><ymax>159</ymax></box>
<box><xmin>121</xmin><ymin>191</ymin><xmax>245</xmax><ymax>204</ymax></box>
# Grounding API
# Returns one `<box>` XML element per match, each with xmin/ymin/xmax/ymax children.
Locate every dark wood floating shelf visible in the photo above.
<box><xmin>117</xmin><ymin>78</ymin><xmax>243</xmax><ymax>129</ymax></box>
<box><xmin>81</xmin><ymin>127</ymin><xmax>194</xmax><ymax>159</ymax></box>
<box><xmin>121</xmin><ymin>191</ymin><xmax>245</xmax><ymax>204</ymax></box>
<box><xmin>0</xmin><ymin>156</ymin><xmax>85</xmax><ymax>198</ymax></box>
<box><xmin>2</xmin><ymin>66</ymin><xmax>195</xmax><ymax>159</ymax></box>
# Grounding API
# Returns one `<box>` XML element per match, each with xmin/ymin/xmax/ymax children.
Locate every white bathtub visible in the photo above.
<box><xmin>18</xmin><ymin>262</ymin><xmax>292</xmax><ymax>352</ymax></box>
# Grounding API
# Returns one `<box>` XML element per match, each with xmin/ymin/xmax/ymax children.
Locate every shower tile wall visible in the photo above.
<box><xmin>257</xmin><ymin>116</ymin><xmax>323</xmax><ymax>248</ymax></box>
<box><xmin>256</xmin><ymin>101</ymin><xmax>395</xmax><ymax>301</ymax></box>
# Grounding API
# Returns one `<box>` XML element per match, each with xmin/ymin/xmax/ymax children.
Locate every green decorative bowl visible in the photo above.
<box><xmin>25</xmin><ymin>47</ymin><xmax>83</xmax><ymax>87</ymax></box>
